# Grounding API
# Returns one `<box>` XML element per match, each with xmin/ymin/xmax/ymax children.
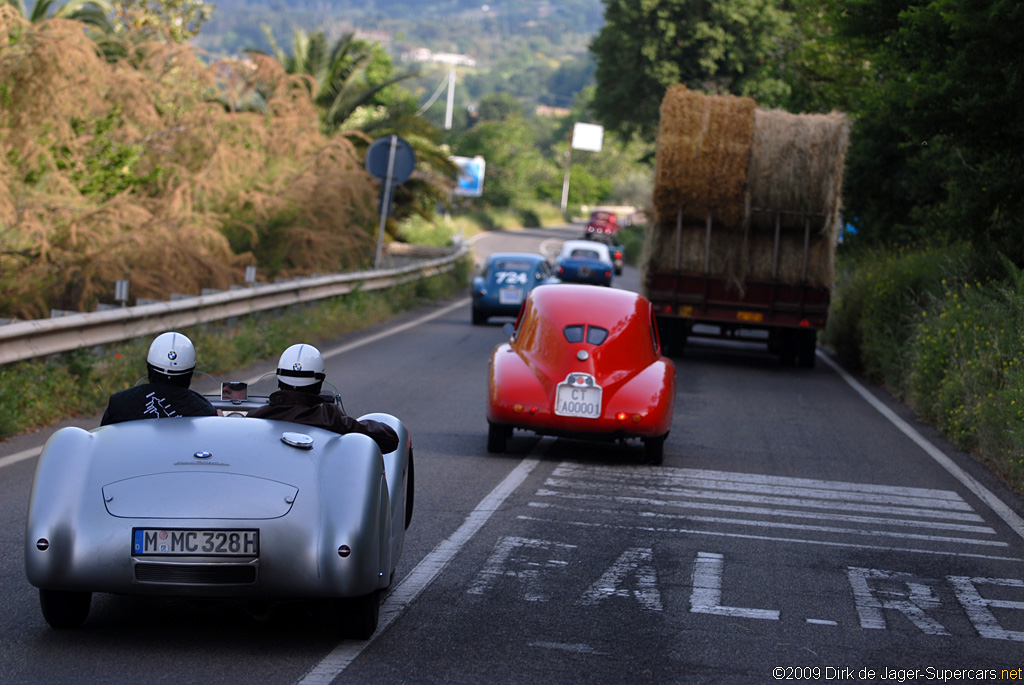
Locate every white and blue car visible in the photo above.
<box><xmin>555</xmin><ymin>239</ymin><xmax>614</xmax><ymax>286</ymax></box>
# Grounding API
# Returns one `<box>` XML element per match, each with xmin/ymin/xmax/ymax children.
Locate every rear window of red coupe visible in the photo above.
<box><xmin>563</xmin><ymin>324</ymin><xmax>609</xmax><ymax>345</ymax></box>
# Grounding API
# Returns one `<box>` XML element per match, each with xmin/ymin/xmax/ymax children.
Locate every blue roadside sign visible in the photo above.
<box><xmin>450</xmin><ymin>155</ymin><xmax>485</xmax><ymax>197</ymax></box>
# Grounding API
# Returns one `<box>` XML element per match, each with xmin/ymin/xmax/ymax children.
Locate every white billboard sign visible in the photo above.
<box><xmin>571</xmin><ymin>123</ymin><xmax>604</xmax><ymax>152</ymax></box>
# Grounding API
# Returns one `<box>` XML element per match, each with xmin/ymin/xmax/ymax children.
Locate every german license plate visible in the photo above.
<box><xmin>555</xmin><ymin>374</ymin><xmax>602</xmax><ymax>419</ymax></box>
<box><xmin>499</xmin><ymin>287</ymin><xmax>523</xmax><ymax>304</ymax></box>
<box><xmin>132</xmin><ymin>529</ymin><xmax>259</xmax><ymax>557</ymax></box>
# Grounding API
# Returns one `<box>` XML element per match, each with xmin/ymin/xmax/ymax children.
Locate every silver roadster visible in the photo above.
<box><xmin>24</xmin><ymin>377</ymin><xmax>413</xmax><ymax>638</ymax></box>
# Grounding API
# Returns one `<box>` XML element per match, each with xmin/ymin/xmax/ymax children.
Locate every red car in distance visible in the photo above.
<box><xmin>487</xmin><ymin>284</ymin><xmax>676</xmax><ymax>463</ymax></box>
<box><xmin>585</xmin><ymin>210</ymin><xmax>620</xmax><ymax>238</ymax></box>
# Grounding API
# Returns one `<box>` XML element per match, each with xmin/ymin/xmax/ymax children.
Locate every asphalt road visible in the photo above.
<box><xmin>2</xmin><ymin>225</ymin><xmax>1023</xmax><ymax>684</ymax></box>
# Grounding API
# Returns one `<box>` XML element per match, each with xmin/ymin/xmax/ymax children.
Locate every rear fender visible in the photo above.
<box><xmin>25</xmin><ymin>427</ymin><xmax>96</xmax><ymax>588</ymax></box>
<box><xmin>358</xmin><ymin>412</ymin><xmax>409</xmax><ymax>573</ymax></box>
<box><xmin>605</xmin><ymin>359</ymin><xmax>676</xmax><ymax>436</ymax></box>
<box><xmin>317</xmin><ymin>434</ymin><xmax>389</xmax><ymax>596</ymax></box>
<box><xmin>488</xmin><ymin>345</ymin><xmax>551</xmax><ymax>424</ymax></box>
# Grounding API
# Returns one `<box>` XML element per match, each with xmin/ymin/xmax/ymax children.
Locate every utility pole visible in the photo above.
<box><xmin>445</xmin><ymin>68</ymin><xmax>455</xmax><ymax>130</ymax></box>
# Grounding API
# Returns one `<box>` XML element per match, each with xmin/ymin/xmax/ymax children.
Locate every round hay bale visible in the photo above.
<box><xmin>653</xmin><ymin>85</ymin><xmax>756</xmax><ymax>231</ymax></box>
<box><xmin>746</xmin><ymin>109</ymin><xmax>849</xmax><ymax>235</ymax></box>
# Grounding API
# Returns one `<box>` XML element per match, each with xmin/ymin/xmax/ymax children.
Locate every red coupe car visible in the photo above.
<box><xmin>487</xmin><ymin>284</ymin><xmax>676</xmax><ymax>463</ymax></box>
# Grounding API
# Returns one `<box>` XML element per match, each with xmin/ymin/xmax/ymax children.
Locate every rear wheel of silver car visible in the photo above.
<box><xmin>341</xmin><ymin>590</ymin><xmax>380</xmax><ymax>640</ymax></box>
<box><xmin>39</xmin><ymin>589</ymin><xmax>91</xmax><ymax>629</ymax></box>
<box><xmin>487</xmin><ymin>423</ymin><xmax>511</xmax><ymax>453</ymax></box>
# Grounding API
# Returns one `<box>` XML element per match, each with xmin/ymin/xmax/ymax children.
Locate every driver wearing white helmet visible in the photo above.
<box><xmin>101</xmin><ymin>332</ymin><xmax>217</xmax><ymax>426</ymax></box>
<box><xmin>247</xmin><ymin>343</ymin><xmax>399</xmax><ymax>453</ymax></box>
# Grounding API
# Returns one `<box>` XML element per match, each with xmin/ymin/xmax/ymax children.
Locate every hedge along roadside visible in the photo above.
<box><xmin>0</xmin><ymin>255</ymin><xmax>472</xmax><ymax>441</ymax></box>
<box><xmin>822</xmin><ymin>243</ymin><xmax>1024</xmax><ymax>496</ymax></box>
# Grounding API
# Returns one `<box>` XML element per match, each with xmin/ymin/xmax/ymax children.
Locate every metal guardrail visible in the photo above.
<box><xmin>0</xmin><ymin>244</ymin><xmax>468</xmax><ymax>366</ymax></box>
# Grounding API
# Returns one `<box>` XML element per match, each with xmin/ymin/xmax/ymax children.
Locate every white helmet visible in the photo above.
<box><xmin>146</xmin><ymin>332</ymin><xmax>196</xmax><ymax>376</ymax></box>
<box><xmin>276</xmin><ymin>343</ymin><xmax>326</xmax><ymax>387</ymax></box>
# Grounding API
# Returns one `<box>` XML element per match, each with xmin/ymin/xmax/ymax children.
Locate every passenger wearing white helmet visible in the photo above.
<box><xmin>101</xmin><ymin>331</ymin><xmax>217</xmax><ymax>425</ymax></box>
<box><xmin>247</xmin><ymin>343</ymin><xmax>399</xmax><ymax>453</ymax></box>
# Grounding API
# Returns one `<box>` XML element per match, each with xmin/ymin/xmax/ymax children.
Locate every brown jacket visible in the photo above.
<box><xmin>248</xmin><ymin>390</ymin><xmax>399</xmax><ymax>453</ymax></box>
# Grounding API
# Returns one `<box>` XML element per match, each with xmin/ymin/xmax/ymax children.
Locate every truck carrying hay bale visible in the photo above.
<box><xmin>643</xmin><ymin>85</ymin><xmax>850</xmax><ymax>368</ymax></box>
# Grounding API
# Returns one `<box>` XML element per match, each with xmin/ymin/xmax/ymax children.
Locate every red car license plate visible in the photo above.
<box><xmin>132</xmin><ymin>529</ymin><xmax>259</xmax><ymax>556</ymax></box>
<box><xmin>555</xmin><ymin>374</ymin><xmax>602</xmax><ymax>419</ymax></box>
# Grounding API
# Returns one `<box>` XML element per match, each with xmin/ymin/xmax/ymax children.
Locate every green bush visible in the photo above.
<box><xmin>825</xmin><ymin>244</ymin><xmax>970</xmax><ymax>384</ymax></box>
<box><xmin>824</xmin><ymin>243</ymin><xmax>1024</xmax><ymax>494</ymax></box>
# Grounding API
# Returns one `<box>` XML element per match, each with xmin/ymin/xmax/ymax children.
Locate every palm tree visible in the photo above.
<box><xmin>4</xmin><ymin>0</ymin><xmax>113</xmax><ymax>31</ymax></box>
<box><xmin>254</xmin><ymin>26</ymin><xmax>458</xmax><ymax>224</ymax></box>
<box><xmin>257</xmin><ymin>25</ymin><xmax>419</xmax><ymax>136</ymax></box>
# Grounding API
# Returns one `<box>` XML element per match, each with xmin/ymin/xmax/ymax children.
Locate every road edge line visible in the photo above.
<box><xmin>818</xmin><ymin>350</ymin><xmax>1024</xmax><ymax>542</ymax></box>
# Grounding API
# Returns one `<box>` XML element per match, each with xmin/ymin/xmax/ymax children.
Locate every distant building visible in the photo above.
<box><xmin>535</xmin><ymin>105</ymin><xmax>571</xmax><ymax>118</ymax></box>
<box><xmin>402</xmin><ymin>47</ymin><xmax>477</xmax><ymax>68</ymax></box>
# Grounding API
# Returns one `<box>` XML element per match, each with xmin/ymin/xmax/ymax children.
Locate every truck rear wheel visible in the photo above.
<box><xmin>776</xmin><ymin>329</ymin><xmax>797</xmax><ymax>367</ymax></box>
<box><xmin>796</xmin><ymin>330</ymin><xmax>818</xmax><ymax>368</ymax></box>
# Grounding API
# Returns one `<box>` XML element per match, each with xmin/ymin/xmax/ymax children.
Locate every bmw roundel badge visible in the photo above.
<box><xmin>193</xmin><ymin>450</ymin><xmax>213</xmax><ymax>460</ymax></box>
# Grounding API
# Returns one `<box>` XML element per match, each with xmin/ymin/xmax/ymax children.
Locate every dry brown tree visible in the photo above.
<box><xmin>0</xmin><ymin>9</ymin><xmax>377</xmax><ymax>319</ymax></box>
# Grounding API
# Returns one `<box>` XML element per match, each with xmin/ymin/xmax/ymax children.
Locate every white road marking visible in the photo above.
<box><xmin>529</xmin><ymin>500</ymin><xmax>1005</xmax><ymax>548</ymax></box>
<box><xmin>528</xmin><ymin>641</ymin><xmax>610</xmax><ymax>655</ymax></box>
<box><xmin>806</xmin><ymin>618</ymin><xmax>838</xmax><ymax>626</ymax></box>
<box><xmin>0</xmin><ymin>446</ymin><xmax>42</xmax><ymax>469</ymax></box>
<box><xmin>819</xmin><ymin>350</ymin><xmax>1024</xmax><ymax>542</ymax></box>
<box><xmin>947</xmin><ymin>575</ymin><xmax>1024</xmax><ymax>642</ymax></box>
<box><xmin>578</xmin><ymin>547</ymin><xmax>664</xmax><ymax>611</ymax></box>
<box><xmin>531</xmin><ymin>463</ymin><xmax>1012</xmax><ymax>558</ymax></box>
<box><xmin>533</xmin><ymin>489</ymin><xmax>992</xmax><ymax>533</ymax></box>
<box><xmin>690</xmin><ymin>552</ymin><xmax>780</xmax><ymax>620</ymax></box>
<box><xmin>846</xmin><ymin>567</ymin><xmax>950</xmax><ymax>635</ymax></box>
<box><xmin>295</xmin><ymin>458</ymin><xmax>539</xmax><ymax>685</ymax></box>
<box><xmin>467</xmin><ymin>536</ymin><xmax>577</xmax><ymax>601</ymax></box>
<box><xmin>515</xmin><ymin>515</ymin><xmax>1022</xmax><ymax>562</ymax></box>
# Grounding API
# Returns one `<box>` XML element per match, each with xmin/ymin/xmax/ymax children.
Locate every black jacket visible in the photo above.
<box><xmin>101</xmin><ymin>383</ymin><xmax>217</xmax><ymax>426</ymax></box>
<box><xmin>247</xmin><ymin>389</ymin><xmax>400</xmax><ymax>453</ymax></box>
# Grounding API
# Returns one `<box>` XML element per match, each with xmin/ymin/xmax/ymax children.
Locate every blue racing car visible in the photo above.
<box><xmin>472</xmin><ymin>252</ymin><xmax>556</xmax><ymax>325</ymax></box>
<box><xmin>555</xmin><ymin>240</ymin><xmax>614</xmax><ymax>286</ymax></box>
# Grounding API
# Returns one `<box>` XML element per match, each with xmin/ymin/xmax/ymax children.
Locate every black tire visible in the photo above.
<box><xmin>776</xmin><ymin>328</ymin><xmax>797</xmax><ymax>367</ymax></box>
<box><xmin>39</xmin><ymin>589</ymin><xmax>91</xmax><ymax>629</ymax></box>
<box><xmin>340</xmin><ymin>590</ymin><xmax>380</xmax><ymax>640</ymax></box>
<box><xmin>642</xmin><ymin>436</ymin><xmax>666</xmax><ymax>465</ymax></box>
<box><xmin>487</xmin><ymin>423</ymin><xmax>510</xmax><ymax>453</ymax></box>
<box><xmin>796</xmin><ymin>330</ymin><xmax>818</xmax><ymax>369</ymax></box>
<box><xmin>471</xmin><ymin>307</ymin><xmax>486</xmax><ymax>325</ymax></box>
<box><xmin>404</xmin><ymin>449</ymin><xmax>415</xmax><ymax>530</ymax></box>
